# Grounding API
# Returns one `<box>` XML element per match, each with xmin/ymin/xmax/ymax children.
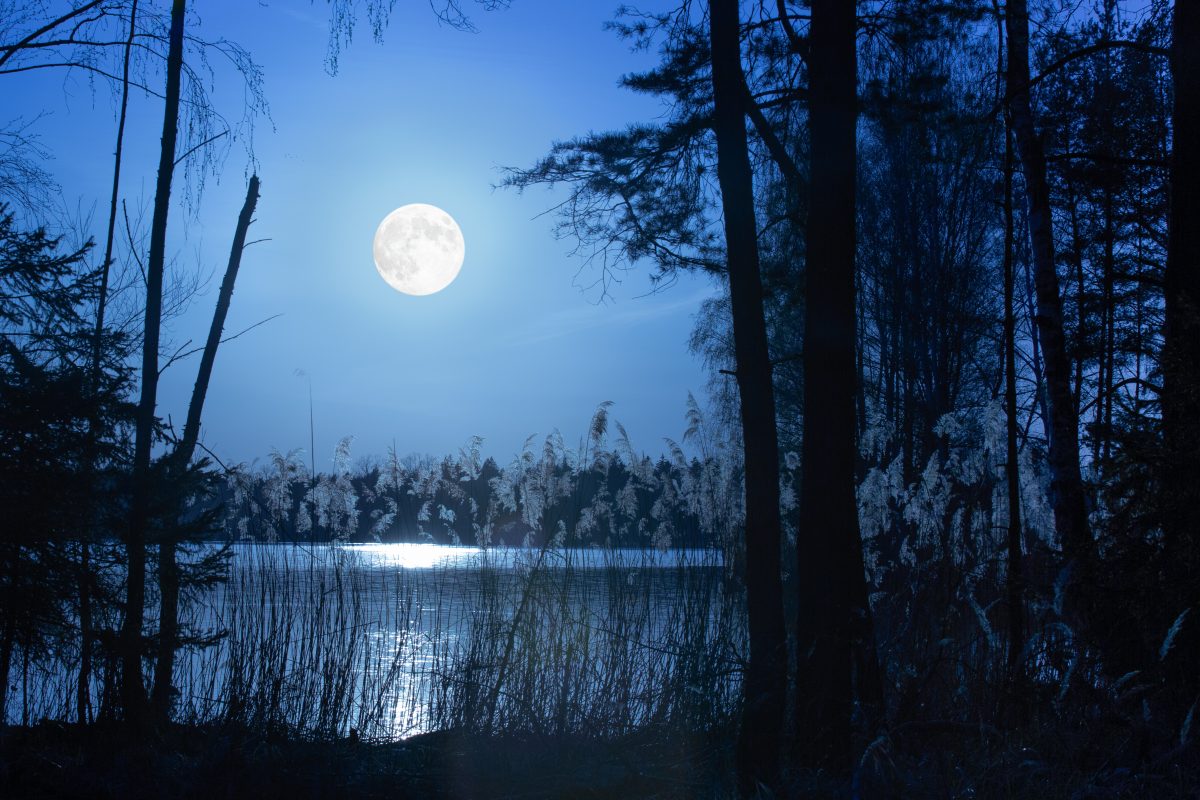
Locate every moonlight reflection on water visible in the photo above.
<box><xmin>176</xmin><ymin>542</ymin><xmax>735</xmax><ymax>739</ymax></box>
<box><xmin>9</xmin><ymin>543</ymin><xmax>737</xmax><ymax>736</ymax></box>
<box><xmin>334</xmin><ymin>542</ymin><xmax>723</xmax><ymax>571</ymax></box>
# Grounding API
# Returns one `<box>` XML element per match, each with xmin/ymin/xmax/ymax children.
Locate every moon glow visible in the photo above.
<box><xmin>372</xmin><ymin>203</ymin><xmax>465</xmax><ymax>296</ymax></box>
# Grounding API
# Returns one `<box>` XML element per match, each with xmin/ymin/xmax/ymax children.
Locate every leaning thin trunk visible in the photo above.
<box><xmin>1004</xmin><ymin>0</ymin><xmax>1094</xmax><ymax>606</ymax></box>
<box><xmin>122</xmin><ymin>0</ymin><xmax>186</xmax><ymax>726</ymax></box>
<box><xmin>795</xmin><ymin>0</ymin><xmax>863</xmax><ymax>774</ymax></box>
<box><xmin>708</xmin><ymin>0</ymin><xmax>787</xmax><ymax>793</ymax></box>
<box><xmin>151</xmin><ymin>176</ymin><xmax>260</xmax><ymax>716</ymax></box>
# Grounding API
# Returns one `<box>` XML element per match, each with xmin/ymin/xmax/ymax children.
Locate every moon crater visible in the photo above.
<box><xmin>373</xmin><ymin>203</ymin><xmax>464</xmax><ymax>296</ymax></box>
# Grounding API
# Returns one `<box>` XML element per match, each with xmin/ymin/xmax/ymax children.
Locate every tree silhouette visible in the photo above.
<box><xmin>1004</xmin><ymin>0</ymin><xmax>1095</xmax><ymax>624</ymax></box>
<box><xmin>707</xmin><ymin>0</ymin><xmax>788</xmax><ymax>792</ymax></box>
<box><xmin>1161</xmin><ymin>0</ymin><xmax>1200</xmax><ymax>693</ymax></box>
<box><xmin>792</xmin><ymin>0</ymin><xmax>866</xmax><ymax>773</ymax></box>
<box><xmin>122</xmin><ymin>0</ymin><xmax>186</xmax><ymax>726</ymax></box>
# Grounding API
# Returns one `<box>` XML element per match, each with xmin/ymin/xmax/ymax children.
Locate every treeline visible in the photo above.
<box><xmin>218</xmin><ymin>416</ymin><xmax>737</xmax><ymax>551</ymax></box>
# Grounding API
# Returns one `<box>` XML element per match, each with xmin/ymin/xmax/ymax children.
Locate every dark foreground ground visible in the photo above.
<box><xmin>3</xmin><ymin>719</ymin><xmax>1198</xmax><ymax>799</ymax></box>
<box><xmin>0</xmin><ymin>722</ymin><xmax>735</xmax><ymax>799</ymax></box>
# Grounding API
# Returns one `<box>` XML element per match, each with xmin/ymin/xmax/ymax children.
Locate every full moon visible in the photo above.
<box><xmin>372</xmin><ymin>203</ymin><xmax>465</xmax><ymax>296</ymax></box>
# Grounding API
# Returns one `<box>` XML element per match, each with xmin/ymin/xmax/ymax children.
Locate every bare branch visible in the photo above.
<box><xmin>0</xmin><ymin>0</ymin><xmax>107</xmax><ymax>68</ymax></box>
<box><xmin>173</xmin><ymin>130</ymin><xmax>229</xmax><ymax>167</ymax></box>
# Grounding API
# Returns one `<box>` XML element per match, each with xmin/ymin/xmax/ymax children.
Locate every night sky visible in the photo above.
<box><xmin>5</xmin><ymin>1</ymin><xmax>716</xmax><ymax>469</ymax></box>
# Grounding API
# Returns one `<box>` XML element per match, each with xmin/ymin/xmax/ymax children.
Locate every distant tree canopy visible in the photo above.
<box><xmin>217</xmin><ymin>405</ymin><xmax>745</xmax><ymax>552</ymax></box>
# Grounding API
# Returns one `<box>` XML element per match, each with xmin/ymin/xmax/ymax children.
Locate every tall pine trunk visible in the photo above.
<box><xmin>1004</xmin><ymin>0</ymin><xmax>1094</xmax><ymax>609</ymax></box>
<box><xmin>151</xmin><ymin>176</ymin><xmax>260</xmax><ymax>717</ymax></box>
<box><xmin>795</xmin><ymin>0</ymin><xmax>864</xmax><ymax>773</ymax></box>
<box><xmin>1162</xmin><ymin>0</ymin><xmax>1199</xmax><ymax>600</ymax></box>
<box><xmin>121</xmin><ymin>0</ymin><xmax>186</xmax><ymax>726</ymax></box>
<box><xmin>707</xmin><ymin>0</ymin><xmax>787</xmax><ymax>793</ymax></box>
<box><xmin>745</xmin><ymin>11</ymin><xmax>884</xmax><ymax>728</ymax></box>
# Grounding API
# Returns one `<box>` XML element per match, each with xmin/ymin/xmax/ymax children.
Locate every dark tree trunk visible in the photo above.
<box><xmin>1066</xmin><ymin>188</ymin><xmax>1086</xmax><ymax>417</ymax></box>
<box><xmin>0</xmin><ymin>621</ymin><xmax>11</xmax><ymax>727</ymax></box>
<box><xmin>0</xmin><ymin>546</ymin><xmax>15</xmax><ymax>726</ymax></box>
<box><xmin>76</xmin><ymin>542</ymin><xmax>92</xmax><ymax>723</ymax></box>
<box><xmin>707</xmin><ymin>0</ymin><xmax>787</xmax><ymax>793</ymax></box>
<box><xmin>856</xmin><ymin>297</ymin><xmax>868</xmax><ymax>439</ymax></box>
<box><xmin>1002</xmin><ymin>109</ymin><xmax>1026</xmax><ymax>687</ymax></box>
<box><xmin>1022</xmin><ymin>241</ymin><xmax>1050</xmax><ymax>434</ymax></box>
<box><xmin>1004</xmin><ymin>0</ymin><xmax>1094</xmax><ymax>605</ymax></box>
<box><xmin>1162</xmin><ymin>0</ymin><xmax>1200</xmax><ymax>586</ymax></box>
<box><xmin>175</xmin><ymin>175</ymin><xmax>260</xmax><ymax>482</ymax></box>
<box><xmin>993</xmin><ymin>2</ymin><xmax>1027</xmax><ymax>697</ymax></box>
<box><xmin>121</xmin><ymin>0</ymin><xmax>185</xmax><ymax>726</ymax></box>
<box><xmin>80</xmin><ymin>0</ymin><xmax>138</xmax><ymax>727</ymax></box>
<box><xmin>795</xmin><ymin>0</ymin><xmax>864</xmax><ymax>773</ymax></box>
<box><xmin>1099</xmin><ymin>188</ymin><xmax>1115</xmax><ymax>463</ymax></box>
<box><xmin>151</xmin><ymin>176</ymin><xmax>260</xmax><ymax>717</ymax></box>
<box><xmin>745</xmin><ymin>11</ymin><xmax>884</xmax><ymax>731</ymax></box>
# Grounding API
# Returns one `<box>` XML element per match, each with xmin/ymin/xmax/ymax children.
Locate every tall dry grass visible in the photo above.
<box><xmin>163</xmin><ymin>542</ymin><xmax>741</xmax><ymax>741</ymax></box>
<box><xmin>6</xmin><ymin>402</ymin><xmax>747</xmax><ymax>745</ymax></box>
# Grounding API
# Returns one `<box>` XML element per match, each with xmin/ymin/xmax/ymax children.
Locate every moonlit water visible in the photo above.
<box><xmin>295</xmin><ymin>542</ymin><xmax>721</xmax><ymax>571</ymax></box>
<box><xmin>167</xmin><ymin>543</ymin><xmax>732</xmax><ymax>739</ymax></box>
<box><xmin>9</xmin><ymin>543</ymin><xmax>734</xmax><ymax>733</ymax></box>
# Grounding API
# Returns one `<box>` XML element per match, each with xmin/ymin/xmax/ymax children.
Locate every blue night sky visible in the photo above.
<box><xmin>5</xmin><ymin>1</ymin><xmax>718</xmax><ymax>469</ymax></box>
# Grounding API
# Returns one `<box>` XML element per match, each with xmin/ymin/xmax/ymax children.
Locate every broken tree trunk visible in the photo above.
<box><xmin>150</xmin><ymin>175</ymin><xmax>260</xmax><ymax>717</ymax></box>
